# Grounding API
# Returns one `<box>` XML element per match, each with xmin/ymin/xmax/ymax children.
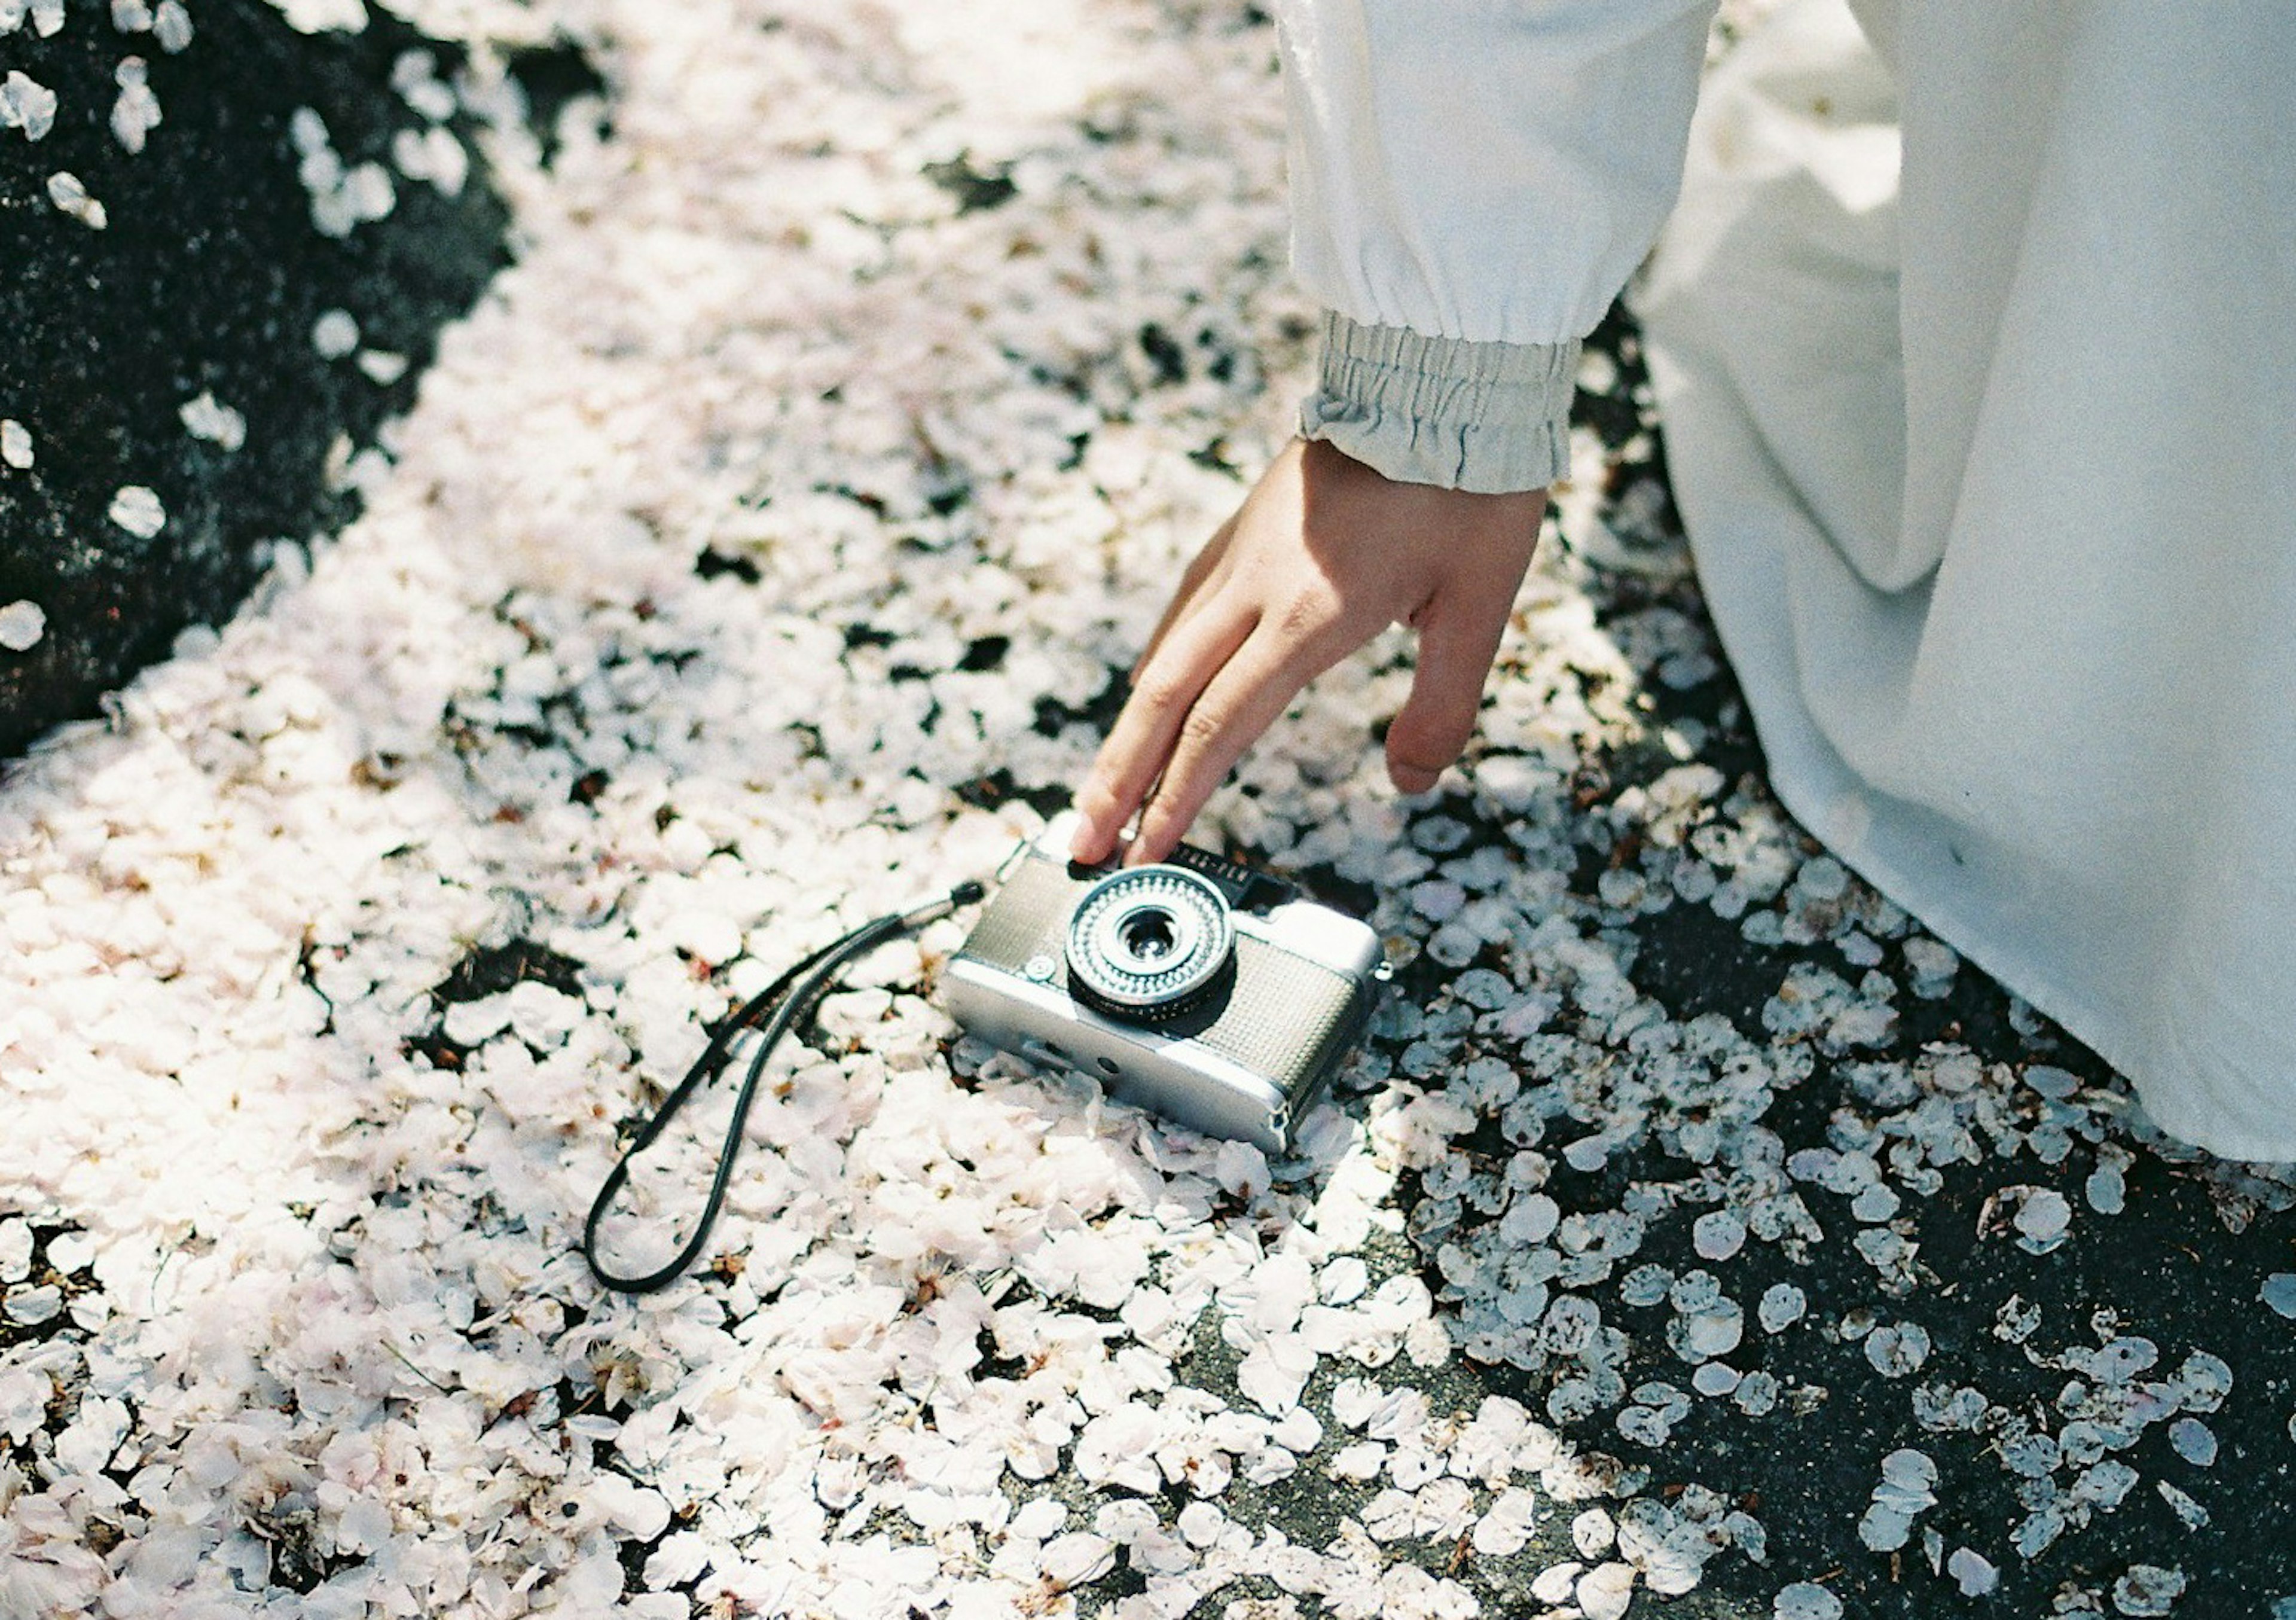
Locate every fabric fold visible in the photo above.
<box><xmin>1297</xmin><ymin>309</ymin><xmax>1578</xmax><ymax>494</ymax></box>
<box><xmin>1636</xmin><ymin>0</ymin><xmax>2296</xmax><ymax>1158</ymax></box>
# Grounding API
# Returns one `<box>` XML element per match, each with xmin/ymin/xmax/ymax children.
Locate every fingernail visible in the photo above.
<box><xmin>1394</xmin><ymin>768</ymin><xmax>1437</xmax><ymax>795</ymax></box>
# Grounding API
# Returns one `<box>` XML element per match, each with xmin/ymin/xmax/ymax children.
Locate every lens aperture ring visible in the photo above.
<box><xmin>1065</xmin><ymin>865</ymin><xmax>1234</xmax><ymax>1012</ymax></box>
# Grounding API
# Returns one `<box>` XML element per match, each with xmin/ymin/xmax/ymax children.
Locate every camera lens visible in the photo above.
<box><xmin>1121</xmin><ymin>908</ymin><xmax>1177</xmax><ymax>960</ymax></box>
<box><xmin>1065</xmin><ymin>865</ymin><xmax>1234</xmax><ymax>1014</ymax></box>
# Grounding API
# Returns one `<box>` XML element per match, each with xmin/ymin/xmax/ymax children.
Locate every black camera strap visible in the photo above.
<box><xmin>581</xmin><ymin>881</ymin><xmax>984</xmax><ymax>1294</ymax></box>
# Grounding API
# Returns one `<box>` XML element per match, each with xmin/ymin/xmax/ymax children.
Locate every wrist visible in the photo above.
<box><xmin>1299</xmin><ymin>436</ymin><xmax>1548</xmax><ymax>527</ymax></box>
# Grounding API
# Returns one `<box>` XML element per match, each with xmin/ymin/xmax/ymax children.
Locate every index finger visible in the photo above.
<box><xmin>1122</xmin><ymin>624</ymin><xmax>1340</xmax><ymax>865</ymax></box>
<box><xmin>1132</xmin><ymin>512</ymin><xmax>1238</xmax><ymax>684</ymax></box>
<box><xmin>1069</xmin><ymin>599</ymin><xmax>1257</xmax><ymax>864</ymax></box>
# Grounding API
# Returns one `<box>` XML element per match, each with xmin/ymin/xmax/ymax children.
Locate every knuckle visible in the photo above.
<box><xmin>1176</xmin><ymin>704</ymin><xmax>1228</xmax><ymax>753</ymax></box>
<box><xmin>1131</xmin><ymin>675</ymin><xmax>1189</xmax><ymax>718</ymax></box>
<box><xmin>1274</xmin><ymin>584</ymin><xmax>1342</xmax><ymax>642</ymax></box>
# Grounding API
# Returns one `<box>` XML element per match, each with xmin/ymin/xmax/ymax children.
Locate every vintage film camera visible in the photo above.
<box><xmin>942</xmin><ymin>814</ymin><xmax>1389</xmax><ymax>1152</ymax></box>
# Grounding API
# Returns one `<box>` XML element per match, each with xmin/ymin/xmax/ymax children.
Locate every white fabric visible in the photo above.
<box><xmin>1297</xmin><ymin>309</ymin><xmax>1580</xmax><ymax>492</ymax></box>
<box><xmin>1279</xmin><ymin>0</ymin><xmax>2296</xmax><ymax>1157</ymax></box>
<box><xmin>1274</xmin><ymin>0</ymin><xmax>1717</xmax><ymax>346</ymax></box>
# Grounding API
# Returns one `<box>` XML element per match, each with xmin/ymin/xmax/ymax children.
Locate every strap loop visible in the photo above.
<box><xmin>582</xmin><ymin>881</ymin><xmax>984</xmax><ymax>1293</ymax></box>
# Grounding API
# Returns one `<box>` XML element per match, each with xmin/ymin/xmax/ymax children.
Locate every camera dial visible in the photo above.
<box><xmin>1066</xmin><ymin>865</ymin><xmax>1235</xmax><ymax>1013</ymax></box>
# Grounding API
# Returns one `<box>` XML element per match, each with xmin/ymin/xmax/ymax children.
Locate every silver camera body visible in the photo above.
<box><xmin>943</xmin><ymin>815</ymin><xmax>1388</xmax><ymax>1152</ymax></box>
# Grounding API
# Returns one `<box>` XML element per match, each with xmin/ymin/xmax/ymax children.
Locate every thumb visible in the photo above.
<box><xmin>1385</xmin><ymin>596</ymin><xmax>1509</xmax><ymax>794</ymax></box>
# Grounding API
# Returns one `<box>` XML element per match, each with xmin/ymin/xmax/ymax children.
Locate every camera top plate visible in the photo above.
<box><xmin>1163</xmin><ymin>842</ymin><xmax>1297</xmax><ymax>915</ymax></box>
<box><xmin>1021</xmin><ymin>811</ymin><xmax>1297</xmax><ymax>914</ymax></box>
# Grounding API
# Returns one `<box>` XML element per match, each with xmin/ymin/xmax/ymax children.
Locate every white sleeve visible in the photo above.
<box><xmin>1277</xmin><ymin>0</ymin><xmax>1719</xmax><ymax>345</ymax></box>
<box><xmin>1276</xmin><ymin>0</ymin><xmax>1717</xmax><ymax>491</ymax></box>
<box><xmin>1297</xmin><ymin>309</ymin><xmax>1583</xmax><ymax>492</ymax></box>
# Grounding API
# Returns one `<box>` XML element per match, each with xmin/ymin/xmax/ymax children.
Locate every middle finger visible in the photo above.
<box><xmin>1071</xmin><ymin>593</ymin><xmax>1259</xmax><ymax>863</ymax></box>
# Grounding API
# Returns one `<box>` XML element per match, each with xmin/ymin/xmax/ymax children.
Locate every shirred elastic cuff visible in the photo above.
<box><xmin>1297</xmin><ymin>310</ymin><xmax>1578</xmax><ymax>494</ymax></box>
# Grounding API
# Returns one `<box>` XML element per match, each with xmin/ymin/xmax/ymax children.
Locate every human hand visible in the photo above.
<box><xmin>1070</xmin><ymin>436</ymin><xmax>1549</xmax><ymax>867</ymax></box>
